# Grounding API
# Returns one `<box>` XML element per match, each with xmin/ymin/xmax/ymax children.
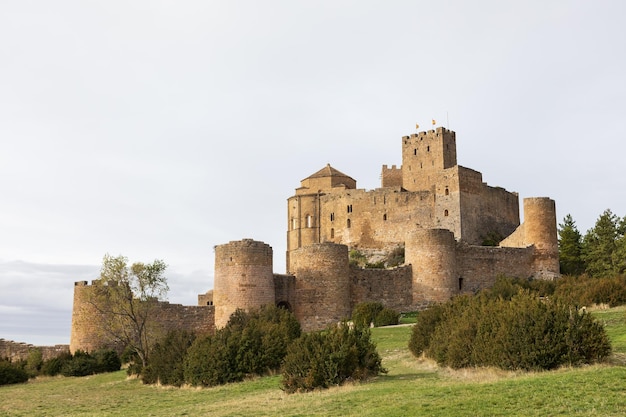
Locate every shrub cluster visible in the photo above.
<box><xmin>41</xmin><ymin>349</ymin><xmax>121</xmax><ymax>377</ymax></box>
<box><xmin>181</xmin><ymin>305</ymin><xmax>301</xmax><ymax>387</ymax></box>
<box><xmin>409</xmin><ymin>289</ymin><xmax>611</xmax><ymax>370</ymax></box>
<box><xmin>0</xmin><ymin>359</ymin><xmax>29</xmax><ymax>386</ymax></box>
<box><xmin>552</xmin><ymin>275</ymin><xmax>626</xmax><ymax>308</ymax></box>
<box><xmin>142</xmin><ymin>330</ymin><xmax>196</xmax><ymax>386</ymax></box>
<box><xmin>351</xmin><ymin>302</ymin><xmax>400</xmax><ymax>328</ymax></box>
<box><xmin>281</xmin><ymin>322</ymin><xmax>386</xmax><ymax>393</ymax></box>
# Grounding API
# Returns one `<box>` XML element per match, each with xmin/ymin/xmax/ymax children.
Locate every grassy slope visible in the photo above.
<box><xmin>1</xmin><ymin>308</ymin><xmax>625</xmax><ymax>417</ymax></box>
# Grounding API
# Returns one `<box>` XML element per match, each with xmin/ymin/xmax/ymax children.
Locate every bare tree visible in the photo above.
<box><xmin>89</xmin><ymin>254</ymin><xmax>169</xmax><ymax>369</ymax></box>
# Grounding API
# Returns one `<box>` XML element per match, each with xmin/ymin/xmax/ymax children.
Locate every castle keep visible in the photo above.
<box><xmin>70</xmin><ymin>127</ymin><xmax>559</xmax><ymax>352</ymax></box>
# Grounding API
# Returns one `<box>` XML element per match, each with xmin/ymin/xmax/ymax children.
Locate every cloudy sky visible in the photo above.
<box><xmin>1</xmin><ymin>1</ymin><xmax>625</xmax><ymax>346</ymax></box>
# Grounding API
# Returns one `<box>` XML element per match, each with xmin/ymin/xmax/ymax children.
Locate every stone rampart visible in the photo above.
<box><xmin>0</xmin><ymin>339</ymin><xmax>69</xmax><ymax>362</ymax></box>
<box><xmin>350</xmin><ymin>265</ymin><xmax>413</xmax><ymax>312</ymax></box>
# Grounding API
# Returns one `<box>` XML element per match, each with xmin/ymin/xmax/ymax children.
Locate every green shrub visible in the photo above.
<box><xmin>93</xmin><ymin>348</ymin><xmax>122</xmax><ymax>373</ymax></box>
<box><xmin>142</xmin><ymin>330</ymin><xmax>196</xmax><ymax>386</ymax></box>
<box><xmin>184</xmin><ymin>328</ymin><xmax>242</xmax><ymax>386</ymax></box>
<box><xmin>281</xmin><ymin>322</ymin><xmax>386</xmax><ymax>393</ymax></box>
<box><xmin>408</xmin><ymin>303</ymin><xmax>445</xmax><ymax>357</ymax></box>
<box><xmin>41</xmin><ymin>351</ymin><xmax>73</xmax><ymax>376</ymax></box>
<box><xmin>0</xmin><ymin>360</ymin><xmax>29</xmax><ymax>385</ymax></box>
<box><xmin>352</xmin><ymin>302</ymin><xmax>383</xmax><ymax>328</ymax></box>
<box><xmin>183</xmin><ymin>305</ymin><xmax>301</xmax><ymax>387</ymax></box>
<box><xmin>60</xmin><ymin>351</ymin><xmax>99</xmax><ymax>377</ymax></box>
<box><xmin>25</xmin><ymin>348</ymin><xmax>43</xmax><ymax>377</ymax></box>
<box><xmin>373</xmin><ymin>307</ymin><xmax>400</xmax><ymax>327</ymax></box>
<box><xmin>410</xmin><ymin>289</ymin><xmax>611</xmax><ymax>371</ymax></box>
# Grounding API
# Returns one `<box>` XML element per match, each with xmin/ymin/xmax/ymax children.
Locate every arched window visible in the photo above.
<box><xmin>445</xmin><ymin>187</ymin><xmax>449</xmax><ymax>196</ymax></box>
<box><xmin>383</xmin><ymin>214</ymin><xmax>387</xmax><ymax>221</ymax></box>
<box><xmin>330</xmin><ymin>228</ymin><xmax>334</xmax><ymax>238</ymax></box>
<box><xmin>444</xmin><ymin>209</ymin><xmax>449</xmax><ymax>217</ymax></box>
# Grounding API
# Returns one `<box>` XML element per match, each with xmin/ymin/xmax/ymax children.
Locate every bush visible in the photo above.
<box><xmin>0</xmin><ymin>360</ymin><xmax>29</xmax><ymax>385</ymax></box>
<box><xmin>352</xmin><ymin>302</ymin><xmax>400</xmax><ymax>328</ymax></box>
<box><xmin>41</xmin><ymin>351</ymin><xmax>73</xmax><ymax>376</ymax></box>
<box><xmin>281</xmin><ymin>322</ymin><xmax>386</xmax><ymax>393</ymax></box>
<box><xmin>93</xmin><ymin>348</ymin><xmax>122</xmax><ymax>373</ymax></box>
<box><xmin>142</xmin><ymin>330</ymin><xmax>196</xmax><ymax>386</ymax></box>
<box><xmin>373</xmin><ymin>307</ymin><xmax>400</xmax><ymax>327</ymax></box>
<box><xmin>409</xmin><ymin>289</ymin><xmax>611</xmax><ymax>371</ymax></box>
<box><xmin>183</xmin><ymin>305</ymin><xmax>301</xmax><ymax>387</ymax></box>
<box><xmin>408</xmin><ymin>303</ymin><xmax>445</xmax><ymax>357</ymax></box>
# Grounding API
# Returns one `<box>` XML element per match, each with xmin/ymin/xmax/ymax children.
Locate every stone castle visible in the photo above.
<box><xmin>70</xmin><ymin>127</ymin><xmax>559</xmax><ymax>353</ymax></box>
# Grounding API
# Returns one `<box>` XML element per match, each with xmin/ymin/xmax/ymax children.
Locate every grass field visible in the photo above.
<box><xmin>1</xmin><ymin>307</ymin><xmax>625</xmax><ymax>416</ymax></box>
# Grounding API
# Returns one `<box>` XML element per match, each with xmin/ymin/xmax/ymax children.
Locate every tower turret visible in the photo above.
<box><xmin>406</xmin><ymin>228</ymin><xmax>459</xmax><ymax>304</ymax></box>
<box><xmin>213</xmin><ymin>239</ymin><xmax>275</xmax><ymax>328</ymax></box>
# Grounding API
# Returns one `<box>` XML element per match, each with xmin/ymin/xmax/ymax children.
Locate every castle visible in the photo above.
<box><xmin>70</xmin><ymin>127</ymin><xmax>559</xmax><ymax>353</ymax></box>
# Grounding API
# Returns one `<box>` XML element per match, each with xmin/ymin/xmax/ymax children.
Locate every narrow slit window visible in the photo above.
<box><xmin>347</xmin><ymin>219</ymin><xmax>351</xmax><ymax>228</ymax></box>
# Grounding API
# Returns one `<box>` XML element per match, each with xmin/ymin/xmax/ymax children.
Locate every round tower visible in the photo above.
<box><xmin>405</xmin><ymin>228</ymin><xmax>458</xmax><ymax>305</ymax></box>
<box><xmin>522</xmin><ymin>197</ymin><xmax>559</xmax><ymax>279</ymax></box>
<box><xmin>290</xmin><ymin>242</ymin><xmax>351</xmax><ymax>332</ymax></box>
<box><xmin>70</xmin><ymin>280</ymin><xmax>106</xmax><ymax>354</ymax></box>
<box><xmin>213</xmin><ymin>239</ymin><xmax>275</xmax><ymax>328</ymax></box>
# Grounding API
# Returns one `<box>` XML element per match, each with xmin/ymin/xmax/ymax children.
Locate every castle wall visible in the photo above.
<box><xmin>274</xmin><ymin>273</ymin><xmax>296</xmax><ymax>310</ymax></box>
<box><xmin>313</xmin><ymin>187</ymin><xmax>433</xmax><ymax>251</ymax></box>
<box><xmin>350</xmin><ymin>265</ymin><xmax>413</xmax><ymax>312</ymax></box>
<box><xmin>290</xmin><ymin>243</ymin><xmax>351</xmax><ymax>331</ymax></box>
<box><xmin>1</xmin><ymin>339</ymin><xmax>69</xmax><ymax>362</ymax></box>
<box><xmin>214</xmin><ymin>239</ymin><xmax>275</xmax><ymax>328</ymax></box>
<box><xmin>154</xmin><ymin>303</ymin><xmax>214</xmax><ymax>336</ymax></box>
<box><xmin>457</xmin><ymin>244</ymin><xmax>535</xmax><ymax>292</ymax></box>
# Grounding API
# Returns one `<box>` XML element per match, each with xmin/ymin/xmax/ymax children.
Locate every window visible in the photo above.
<box><xmin>347</xmin><ymin>204</ymin><xmax>353</xmax><ymax>213</ymax></box>
<box><xmin>330</xmin><ymin>213</ymin><xmax>335</xmax><ymax>222</ymax></box>
<box><xmin>445</xmin><ymin>187</ymin><xmax>449</xmax><ymax>196</ymax></box>
<box><xmin>347</xmin><ymin>219</ymin><xmax>351</xmax><ymax>228</ymax></box>
<box><xmin>306</xmin><ymin>215</ymin><xmax>312</xmax><ymax>228</ymax></box>
<box><xmin>414</xmin><ymin>149</ymin><xmax>417</xmax><ymax>155</ymax></box>
<box><xmin>291</xmin><ymin>218</ymin><xmax>297</xmax><ymax>230</ymax></box>
<box><xmin>458</xmin><ymin>277</ymin><xmax>464</xmax><ymax>291</ymax></box>
<box><xmin>427</xmin><ymin>145</ymin><xmax>430</xmax><ymax>152</ymax></box>
<box><xmin>383</xmin><ymin>214</ymin><xmax>387</xmax><ymax>221</ymax></box>
<box><xmin>444</xmin><ymin>209</ymin><xmax>449</xmax><ymax>217</ymax></box>
<box><xmin>330</xmin><ymin>228</ymin><xmax>334</xmax><ymax>238</ymax></box>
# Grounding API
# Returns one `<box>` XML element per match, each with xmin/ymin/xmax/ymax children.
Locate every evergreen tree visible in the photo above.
<box><xmin>582</xmin><ymin>209</ymin><xmax>624</xmax><ymax>277</ymax></box>
<box><xmin>558</xmin><ymin>214</ymin><xmax>585</xmax><ymax>275</ymax></box>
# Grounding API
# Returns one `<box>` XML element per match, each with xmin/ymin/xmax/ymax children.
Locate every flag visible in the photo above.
<box><xmin>415</xmin><ymin>123</ymin><xmax>419</xmax><ymax>130</ymax></box>
<box><xmin>432</xmin><ymin>119</ymin><xmax>436</xmax><ymax>125</ymax></box>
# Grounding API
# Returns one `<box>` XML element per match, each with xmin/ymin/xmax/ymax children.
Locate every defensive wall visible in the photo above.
<box><xmin>0</xmin><ymin>339</ymin><xmax>69</xmax><ymax>362</ymax></box>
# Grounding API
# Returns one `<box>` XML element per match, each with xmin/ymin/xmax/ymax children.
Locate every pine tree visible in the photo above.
<box><xmin>558</xmin><ymin>214</ymin><xmax>585</xmax><ymax>275</ymax></box>
<box><xmin>582</xmin><ymin>209</ymin><xmax>624</xmax><ymax>277</ymax></box>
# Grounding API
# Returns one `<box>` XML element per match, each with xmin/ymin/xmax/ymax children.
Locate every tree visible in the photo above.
<box><xmin>582</xmin><ymin>209</ymin><xmax>625</xmax><ymax>277</ymax></box>
<box><xmin>558</xmin><ymin>214</ymin><xmax>585</xmax><ymax>275</ymax></box>
<box><xmin>89</xmin><ymin>254</ymin><xmax>168</xmax><ymax>370</ymax></box>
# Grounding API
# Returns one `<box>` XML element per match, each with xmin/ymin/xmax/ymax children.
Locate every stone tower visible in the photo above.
<box><xmin>289</xmin><ymin>242</ymin><xmax>351</xmax><ymax>331</ymax></box>
<box><xmin>401</xmin><ymin>128</ymin><xmax>457</xmax><ymax>192</ymax></box>
<box><xmin>522</xmin><ymin>197</ymin><xmax>559</xmax><ymax>279</ymax></box>
<box><xmin>405</xmin><ymin>228</ymin><xmax>459</xmax><ymax>305</ymax></box>
<box><xmin>213</xmin><ymin>239</ymin><xmax>275</xmax><ymax>328</ymax></box>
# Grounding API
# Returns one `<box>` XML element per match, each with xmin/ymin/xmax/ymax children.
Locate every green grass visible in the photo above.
<box><xmin>2</xmin><ymin>308</ymin><xmax>626</xmax><ymax>416</ymax></box>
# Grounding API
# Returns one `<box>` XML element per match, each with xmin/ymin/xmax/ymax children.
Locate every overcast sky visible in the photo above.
<box><xmin>1</xmin><ymin>1</ymin><xmax>625</xmax><ymax>346</ymax></box>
